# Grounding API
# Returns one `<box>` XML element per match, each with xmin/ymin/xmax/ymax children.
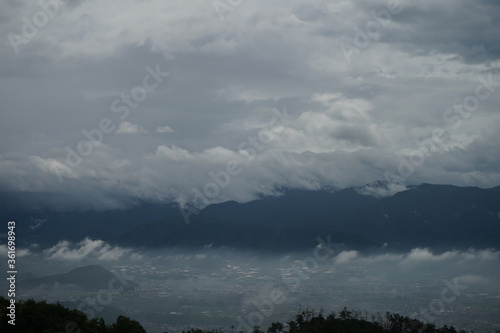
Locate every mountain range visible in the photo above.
<box><xmin>3</xmin><ymin>182</ymin><xmax>500</xmax><ymax>252</ymax></box>
<box><xmin>119</xmin><ymin>182</ymin><xmax>500</xmax><ymax>251</ymax></box>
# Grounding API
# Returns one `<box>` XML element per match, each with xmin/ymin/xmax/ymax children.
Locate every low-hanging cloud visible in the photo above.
<box><xmin>43</xmin><ymin>238</ymin><xmax>137</xmax><ymax>261</ymax></box>
<box><xmin>334</xmin><ymin>248</ymin><xmax>500</xmax><ymax>273</ymax></box>
<box><xmin>356</xmin><ymin>181</ymin><xmax>408</xmax><ymax>198</ymax></box>
<box><xmin>0</xmin><ymin>245</ymin><xmax>31</xmax><ymax>258</ymax></box>
<box><xmin>334</xmin><ymin>250</ymin><xmax>359</xmax><ymax>264</ymax></box>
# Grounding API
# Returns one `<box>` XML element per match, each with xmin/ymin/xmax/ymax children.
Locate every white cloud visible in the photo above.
<box><xmin>31</xmin><ymin>156</ymin><xmax>77</xmax><ymax>180</ymax></box>
<box><xmin>116</xmin><ymin>121</ymin><xmax>148</xmax><ymax>134</ymax></box>
<box><xmin>156</xmin><ymin>125</ymin><xmax>174</xmax><ymax>133</ymax></box>
<box><xmin>359</xmin><ymin>248</ymin><xmax>500</xmax><ymax>267</ymax></box>
<box><xmin>404</xmin><ymin>248</ymin><xmax>453</xmax><ymax>262</ymax></box>
<box><xmin>0</xmin><ymin>245</ymin><xmax>31</xmax><ymax>257</ymax></box>
<box><xmin>150</xmin><ymin>145</ymin><xmax>193</xmax><ymax>162</ymax></box>
<box><xmin>351</xmin><ymin>248</ymin><xmax>500</xmax><ymax>267</ymax></box>
<box><xmin>17</xmin><ymin>248</ymin><xmax>32</xmax><ymax>257</ymax></box>
<box><xmin>334</xmin><ymin>250</ymin><xmax>359</xmax><ymax>264</ymax></box>
<box><xmin>356</xmin><ymin>181</ymin><xmax>408</xmax><ymax>198</ymax></box>
<box><xmin>1</xmin><ymin>245</ymin><xmax>9</xmax><ymax>256</ymax></box>
<box><xmin>43</xmin><ymin>238</ymin><xmax>134</xmax><ymax>261</ymax></box>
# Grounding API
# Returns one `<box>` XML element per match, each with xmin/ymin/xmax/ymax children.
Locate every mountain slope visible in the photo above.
<box><xmin>349</xmin><ymin>184</ymin><xmax>500</xmax><ymax>249</ymax></box>
<box><xmin>199</xmin><ymin>187</ymin><xmax>380</xmax><ymax>229</ymax></box>
<box><xmin>6</xmin><ymin>183</ymin><xmax>499</xmax><ymax>252</ymax></box>
<box><xmin>0</xmin><ymin>191</ymin><xmax>179</xmax><ymax>247</ymax></box>
<box><xmin>20</xmin><ymin>265</ymin><xmax>137</xmax><ymax>291</ymax></box>
<box><xmin>117</xmin><ymin>215</ymin><xmax>379</xmax><ymax>252</ymax></box>
<box><xmin>164</xmin><ymin>183</ymin><xmax>500</xmax><ymax>251</ymax></box>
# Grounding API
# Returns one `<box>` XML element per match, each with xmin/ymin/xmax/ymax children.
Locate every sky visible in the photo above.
<box><xmin>1</xmin><ymin>0</ymin><xmax>500</xmax><ymax>211</ymax></box>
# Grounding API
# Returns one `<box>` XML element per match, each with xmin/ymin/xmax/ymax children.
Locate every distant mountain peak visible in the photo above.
<box><xmin>355</xmin><ymin>180</ymin><xmax>408</xmax><ymax>198</ymax></box>
<box><xmin>20</xmin><ymin>264</ymin><xmax>137</xmax><ymax>291</ymax></box>
<box><xmin>66</xmin><ymin>264</ymin><xmax>111</xmax><ymax>276</ymax></box>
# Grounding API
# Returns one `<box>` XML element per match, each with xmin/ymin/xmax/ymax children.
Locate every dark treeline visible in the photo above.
<box><xmin>0</xmin><ymin>297</ymin><xmax>146</xmax><ymax>333</ymax></box>
<box><xmin>1</xmin><ymin>297</ymin><xmax>474</xmax><ymax>333</ymax></box>
<box><xmin>182</xmin><ymin>308</ymin><xmax>473</xmax><ymax>333</ymax></box>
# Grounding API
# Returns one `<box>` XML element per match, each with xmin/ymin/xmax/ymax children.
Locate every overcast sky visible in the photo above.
<box><xmin>1</xmin><ymin>0</ymin><xmax>499</xmax><ymax>210</ymax></box>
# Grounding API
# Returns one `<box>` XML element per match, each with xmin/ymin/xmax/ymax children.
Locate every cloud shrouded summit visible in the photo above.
<box><xmin>1</xmin><ymin>0</ymin><xmax>499</xmax><ymax>210</ymax></box>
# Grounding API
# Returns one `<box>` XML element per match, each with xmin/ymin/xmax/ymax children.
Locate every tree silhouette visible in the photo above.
<box><xmin>0</xmin><ymin>297</ymin><xmax>147</xmax><ymax>333</ymax></box>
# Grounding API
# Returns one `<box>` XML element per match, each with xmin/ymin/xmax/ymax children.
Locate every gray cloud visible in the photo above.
<box><xmin>1</xmin><ymin>0</ymin><xmax>499</xmax><ymax>210</ymax></box>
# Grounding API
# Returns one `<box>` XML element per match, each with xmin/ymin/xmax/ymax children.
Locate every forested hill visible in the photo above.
<box><xmin>0</xmin><ymin>297</ymin><xmax>146</xmax><ymax>333</ymax></box>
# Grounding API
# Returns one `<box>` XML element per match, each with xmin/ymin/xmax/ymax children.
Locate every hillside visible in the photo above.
<box><xmin>20</xmin><ymin>265</ymin><xmax>138</xmax><ymax>291</ymax></box>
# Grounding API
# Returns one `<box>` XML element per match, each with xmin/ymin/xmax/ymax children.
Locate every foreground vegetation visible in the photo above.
<box><xmin>1</xmin><ymin>297</ymin><xmax>474</xmax><ymax>333</ymax></box>
<box><xmin>183</xmin><ymin>309</ymin><xmax>473</xmax><ymax>333</ymax></box>
<box><xmin>0</xmin><ymin>297</ymin><xmax>146</xmax><ymax>333</ymax></box>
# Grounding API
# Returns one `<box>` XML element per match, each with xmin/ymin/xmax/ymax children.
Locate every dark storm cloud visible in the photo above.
<box><xmin>376</xmin><ymin>0</ymin><xmax>500</xmax><ymax>63</ymax></box>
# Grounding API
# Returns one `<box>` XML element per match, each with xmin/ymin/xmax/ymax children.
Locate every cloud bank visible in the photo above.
<box><xmin>1</xmin><ymin>0</ymin><xmax>499</xmax><ymax>210</ymax></box>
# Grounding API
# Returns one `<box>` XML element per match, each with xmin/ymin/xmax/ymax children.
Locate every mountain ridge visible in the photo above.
<box><xmin>3</xmin><ymin>182</ymin><xmax>499</xmax><ymax>252</ymax></box>
<box><xmin>119</xmin><ymin>183</ymin><xmax>500</xmax><ymax>252</ymax></box>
